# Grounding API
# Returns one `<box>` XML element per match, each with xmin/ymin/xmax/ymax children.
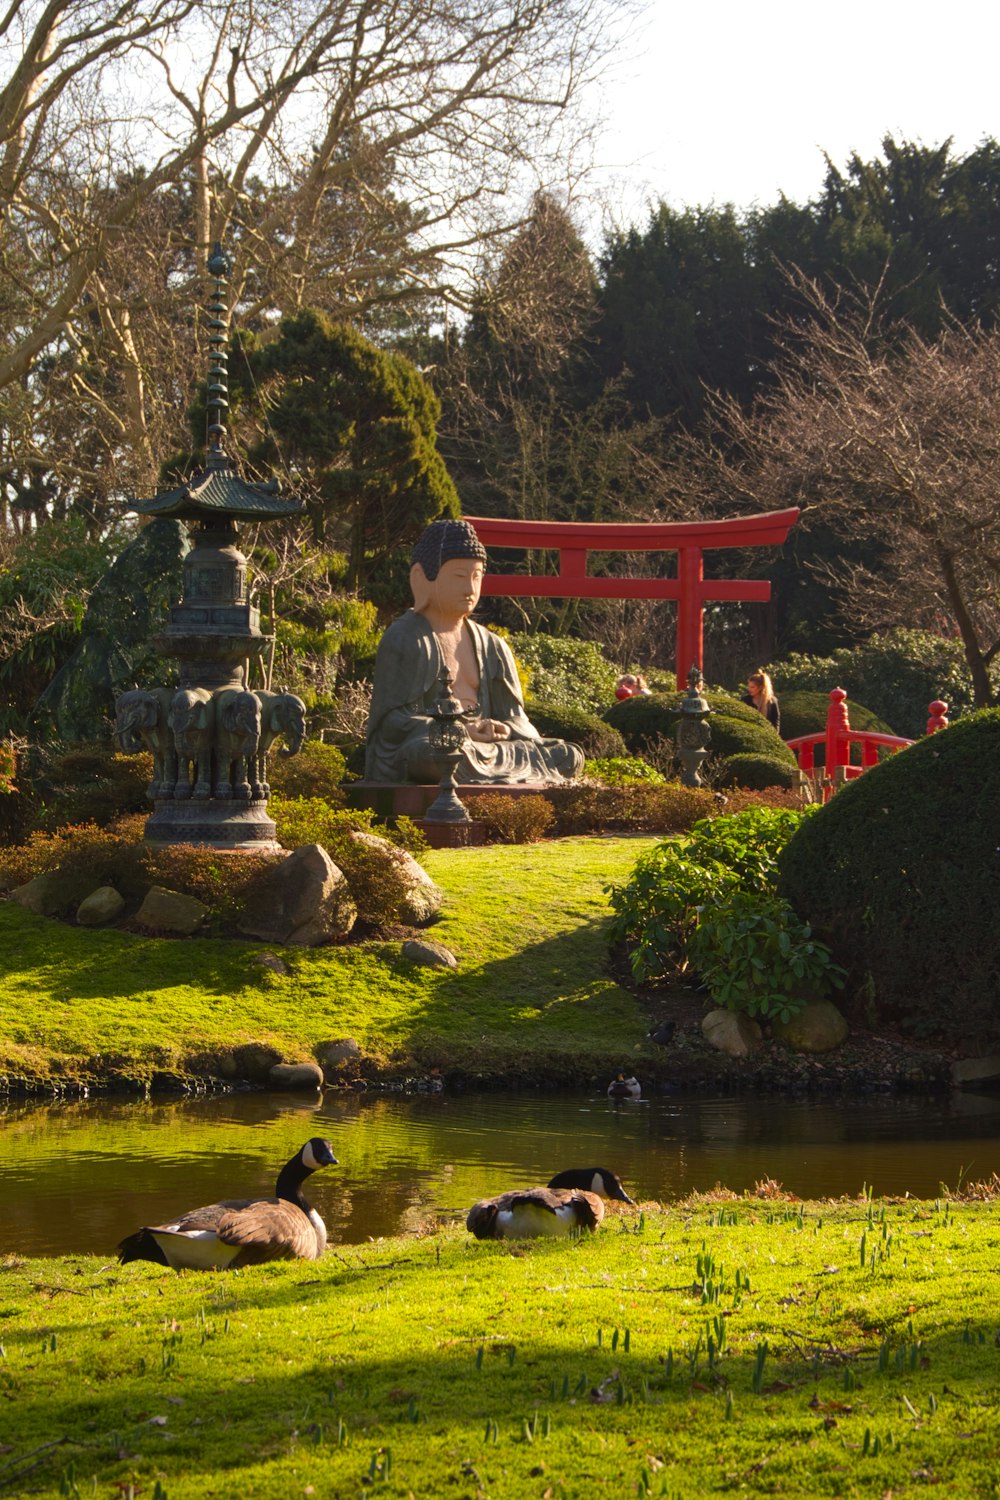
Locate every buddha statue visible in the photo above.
<box><xmin>364</xmin><ymin>519</ymin><xmax>585</xmax><ymax>784</ymax></box>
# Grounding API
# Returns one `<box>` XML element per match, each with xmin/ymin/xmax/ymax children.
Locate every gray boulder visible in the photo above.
<box><xmin>269</xmin><ymin>1060</ymin><xmax>324</xmax><ymax>1090</ymax></box>
<box><xmin>402</xmin><ymin>937</ymin><xmax>458</xmax><ymax>969</ymax></box>
<box><xmin>702</xmin><ymin>1009</ymin><xmax>762</xmax><ymax>1058</ymax></box>
<box><xmin>349</xmin><ymin>831</ymin><xmax>444</xmax><ymax>924</ymax></box>
<box><xmin>11</xmin><ymin>872</ymin><xmax>74</xmax><ymax>917</ymax></box>
<box><xmin>251</xmin><ymin>951</ymin><xmax>290</xmax><ymax>976</ymax></box>
<box><xmin>316</xmin><ymin>1038</ymin><xmax>362</xmax><ymax>1069</ymax></box>
<box><xmin>237</xmin><ymin>843</ymin><xmax>357</xmax><ymax>946</ymax></box>
<box><xmin>77</xmin><ymin>886</ymin><xmax>125</xmax><ymax>926</ymax></box>
<box><xmin>772</xmin><ymin>999</ymin><xmax>849</xmax><ymax>1054</ymax></box>
<box><xmin>135</xmin><ymin>886</ymin><xmax>210</xmax><ymax>935</ymax></box>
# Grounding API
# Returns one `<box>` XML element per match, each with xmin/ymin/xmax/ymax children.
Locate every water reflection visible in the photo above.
<box><xmin>3</xmin><ymin>1087</ymin><xmax>1000</xmax><ymax>1259</ymax></box>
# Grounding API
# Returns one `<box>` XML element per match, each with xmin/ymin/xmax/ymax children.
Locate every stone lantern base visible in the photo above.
<box><xmin>144</xmin><ymin>798</ymin><xmax>281</xmax><ymax>852</ymax></box>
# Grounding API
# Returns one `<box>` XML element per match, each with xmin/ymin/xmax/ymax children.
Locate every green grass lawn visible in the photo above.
<box><xmin>0</xmin><ymin>838</ymin><xmax>659</xmax><ymax>1088</ymax></box>
<box><xmin>3</xmin><ymin>1193</ymin><xmax>999</xmax><ymax>1497</ymax></box>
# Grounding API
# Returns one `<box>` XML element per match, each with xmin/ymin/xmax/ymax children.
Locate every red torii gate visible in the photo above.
<box><xmin>465</xmin><ymin>509</ymin><xmax>800</xmax><ymax>687</ymax></box>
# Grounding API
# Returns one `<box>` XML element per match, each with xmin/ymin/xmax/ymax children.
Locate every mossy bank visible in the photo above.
<box><xmin>0</xmin><ymin>836</ymin><xmax>950</xmax><ymax>1098</ymax></box>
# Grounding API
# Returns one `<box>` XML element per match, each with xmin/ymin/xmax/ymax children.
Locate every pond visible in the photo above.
<box><xmin>4</xmin><ymin>1086</ymin><xmax>1000</xmax><ymax>1259</ymax></box>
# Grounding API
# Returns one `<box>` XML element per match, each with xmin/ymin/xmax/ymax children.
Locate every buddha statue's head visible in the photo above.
<box><xmin>410</xmin><ymin>518</ymin><xmax>488</xmax><ymax>621</ymax></box>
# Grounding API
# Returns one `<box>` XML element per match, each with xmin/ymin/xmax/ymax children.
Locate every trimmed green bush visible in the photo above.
<box><xmin>471</xmin><ymin>792</ymin><xmax>555</xmax><ymax>843</ymax></box>
<box><xmin>546</xmin><ymin>781</ymin><xmax>714</xmax><ymax>835</ymax></box>
<box><xmin>527</xmin><ymin>699</ymin><xmax>626</xmax><ymax>759</ymax></box>
<box><xmin>605</xmin><ymin>691</ymin><xmax>798</xmax><ymax>771</ymax></box>
<box><xmin>31</xmin><ymin>746</ymin><xmax>152</xmax><ymax>832</ymax></box>
<box><xmin>717</xmin><ymin>753</ymin><xmax>798</xmax><ymax>791</ymax></box>
<box><xmin>778</xmin><ymin>711</ymin><xmax>1000</xmax><ymax>1044</ymax></box>
<box><xmin>585</xmin><ymin>756</ymin><xmax>667</xmax><ymax>786</ymax></box>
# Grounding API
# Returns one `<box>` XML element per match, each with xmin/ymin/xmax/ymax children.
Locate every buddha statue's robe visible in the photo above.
<box><xmin>364</xmin><ymin>611</ymin><xmax>584</xmax><ymax>784</ymax></box>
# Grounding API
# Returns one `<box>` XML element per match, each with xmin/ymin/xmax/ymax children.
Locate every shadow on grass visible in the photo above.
<box><xmin>390</xmin><ymin>919</ymin><xmax>647</xmax><ymax>1063</ymax></box>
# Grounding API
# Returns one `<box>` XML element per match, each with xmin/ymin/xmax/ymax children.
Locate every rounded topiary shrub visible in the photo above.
<box><xmin>527</xmin><ymin>700</ymin><xmax>626</xmax><ymax>759</ymax></box>
<box><xmin>717</xmin><ymin>753</ymin><xmax>798</xmax><ymax>791</ymax></box>
<box><xmin>605</xmin><ymin>692</ymin><xmax>797</xmax><ymax>772</ymax></box>
<box><xmin>778</xmin><ymin>711</ymin><xmax>1000</xmax><ymax>1045</ymax></box>
<box><xmin>779</xmin><ymin>690</ymin><xmax>897</xmax><ymax>767</ymax></box>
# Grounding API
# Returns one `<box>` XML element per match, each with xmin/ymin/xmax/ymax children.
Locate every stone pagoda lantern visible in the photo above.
<box><xmin>115</xmin><ymin>244</ymin><xmax>305</xmax><ymax>850</ymax></box>
<box><xmin>675</xmin><ymin>663</ymin><xmax>713</xmax><ymax>788</ymax></box>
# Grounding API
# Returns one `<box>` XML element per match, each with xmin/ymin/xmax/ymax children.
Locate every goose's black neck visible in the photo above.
<box><xmin>275</xmin><ymin>1154</ymin><xmax>313</xmax><ymax>1208</ymax></box>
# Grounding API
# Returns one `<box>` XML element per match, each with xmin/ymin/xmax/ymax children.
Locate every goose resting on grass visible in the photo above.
<box><xmin>466</xmin><ymin>1166</ymin><xmax>634</xmax><ymax>1241</ymax></box>
<box><xmin>116</xmin><ymin>1137</ymin><xmax>338</xmax><ymax>1270</ymax></box>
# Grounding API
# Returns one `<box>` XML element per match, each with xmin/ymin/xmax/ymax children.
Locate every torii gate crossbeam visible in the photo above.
<box><xmin>465</xmin><ymin>509</ymin><xmax>800</xmax><ymax>687</ymax></box>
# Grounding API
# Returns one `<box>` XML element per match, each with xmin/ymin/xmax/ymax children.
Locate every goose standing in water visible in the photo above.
<box><xmin>117</xmin><ymin>1138</ymin><xmax>338</xmax><ymax>1270</ymax></box>
<box><xmin>466</xmin><ymin>1166</ymin><xmax>635</xmax><ymax>1241</ymax></box>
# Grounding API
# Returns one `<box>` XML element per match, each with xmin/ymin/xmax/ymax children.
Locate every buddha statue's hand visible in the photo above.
<box><xmin>468</xmin><ymin>718</ymin><xmax>511</xmax><ymax>743</ymax></box>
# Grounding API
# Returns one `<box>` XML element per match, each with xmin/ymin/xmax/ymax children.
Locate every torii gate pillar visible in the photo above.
<box><xmin>465</xmin><ymin>510</ymin><xmax>800</xmax><ymax>686</ymax></box>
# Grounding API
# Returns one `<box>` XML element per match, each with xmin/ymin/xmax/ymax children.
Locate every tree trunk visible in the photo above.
<box><xmin>936</xmin><ymin>543</ymin><xmax>996</xmax><ymax>707</ymax></box>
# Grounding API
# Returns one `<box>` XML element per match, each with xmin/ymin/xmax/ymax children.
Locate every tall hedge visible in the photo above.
<box><xmin>778</xmin><ymin>711</ymin><xmax>1000</xmax><ymax>1045</ymax></box>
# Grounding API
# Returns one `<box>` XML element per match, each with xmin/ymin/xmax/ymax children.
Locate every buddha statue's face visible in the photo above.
<box><xmin>411</xmin><ymin>557</ymin><xmax>485</xmax><ymax>621</ymax></box>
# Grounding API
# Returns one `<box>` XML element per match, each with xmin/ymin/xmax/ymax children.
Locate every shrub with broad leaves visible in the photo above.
<box><xmin>687</xmin><ymin>889</ymin><xmax>844</xmax><ymax>1023</ymax></box>
<box><xmin>608</xmin><ymin>804</ymin><xmax>840</xmax><ymax>1020</ymax></box>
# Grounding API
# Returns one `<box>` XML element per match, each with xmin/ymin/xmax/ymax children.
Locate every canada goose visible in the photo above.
<box><xmin>648</xmin><ymin>1019</ymin><xmax>676</xmax><ymax>1046</ymax></box>
<box><xmin>116</xmin><ymin>1137</ymin><xmax>338</xmax><ymax>1270</ymax></box>
<box><xmin>545</xmin><ymin>1166</ymin><xmax>635</xmax><ymax>1203</ymax></box>
<box><xmin>607</xmin><ymin>1074</ymin><xmax>641</xmax><ymax>1100</ymax></box>
<box><xmin>466</xmin><ymin>1167</ymin><xmax>634</xmax><ymax>1240</ymax></box>
<box><xmin>466</xmin><ymin>1186</ymin><xmax>604</xmax><ymax>1240</ymax></box>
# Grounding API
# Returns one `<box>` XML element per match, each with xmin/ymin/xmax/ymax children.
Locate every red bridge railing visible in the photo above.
<box><xmin>786</xmin><ymin>688</ymin><xmax>950</xmax><ymax>801</ymax></box>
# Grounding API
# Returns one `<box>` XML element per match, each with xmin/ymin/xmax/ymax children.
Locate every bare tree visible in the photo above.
<box><xmin>703</xmin><ymin>272</ymin><xmax>1000</xmax><ymax>706</ymax></box>
<box><xmin>0</xmin><ymin>0</ymin><xmax>626</xmax><ymax>518</ymax></box>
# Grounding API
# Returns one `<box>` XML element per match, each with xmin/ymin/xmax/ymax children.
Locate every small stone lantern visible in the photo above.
<box><xmin>423</xmin><ymin>670</ymin><xmax>476</xmax><ymax>823</ymax></box>
<box><xmin>676</xmin><ymin>663</ymin><xmax>712</xmax><ymax>787</ymax></box>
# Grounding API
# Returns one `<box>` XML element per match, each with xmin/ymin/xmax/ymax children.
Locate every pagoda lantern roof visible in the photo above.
<box><xmin>135</xmin><ymin>455</ymin><xmax>301</xmax><ymax>523</ymax></box>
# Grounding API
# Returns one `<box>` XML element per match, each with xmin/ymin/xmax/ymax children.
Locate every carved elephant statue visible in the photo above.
<box><xmin>253</xmin><ymin>689</ymin><xmax>307</xmax><ymax>795</ymax></box>
<box><xmin>114</xmin><ymin>686</ymin><xmax>177</xmax><ymax>799</ymax></box>
<box><xmin>214</xmin><ymin>689</ymin><xmax>262</xmax><ymax>801</ymax></box>
<box><xmin>171</xmin><ymin>687</ymin><xmax>216</xmax><ymax>800</ymax></box>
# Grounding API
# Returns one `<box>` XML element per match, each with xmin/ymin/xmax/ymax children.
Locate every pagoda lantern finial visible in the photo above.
<box><xmin>205</xmin><ymin>241</ymin><xmax>232</xmax><ymax>467</ymax></box>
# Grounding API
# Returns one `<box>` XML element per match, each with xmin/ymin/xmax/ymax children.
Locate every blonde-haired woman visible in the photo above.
<box><xmin>743</xmin><ymin>669</ymin><xmax>780</xmax><ymax>734</ymax></box>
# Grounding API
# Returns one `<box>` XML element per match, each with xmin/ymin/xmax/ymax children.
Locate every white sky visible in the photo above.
<box><xmin>588</xmin><ymin>0</ymin><xmax>1000</xmax><ymax>228</ymax></box>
